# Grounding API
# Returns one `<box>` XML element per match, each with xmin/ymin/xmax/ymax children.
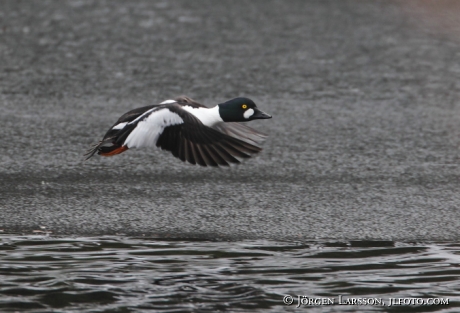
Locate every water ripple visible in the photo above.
<box><xmin>0</xmin><ymin>236</ymin><xmax>459</xmax><ymax>312</ymax></box>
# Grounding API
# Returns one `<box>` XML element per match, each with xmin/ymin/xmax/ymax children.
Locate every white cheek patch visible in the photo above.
<box><xmin>124</xmin><ymin>109</ymin><xmax>183</xmax><ymax>148</ymax></box>
<box><xmin>243</xmin><ymin>108</ymin><xmax>254</xmax><ymax>119</ymax></box>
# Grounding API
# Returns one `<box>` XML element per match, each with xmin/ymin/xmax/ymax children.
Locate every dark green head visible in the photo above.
<box><xmin>218</xmin><ymin>97</ymin><xmax>272</xmax><ymax>122</ymax></box>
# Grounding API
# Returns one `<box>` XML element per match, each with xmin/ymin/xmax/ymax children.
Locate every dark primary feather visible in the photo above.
<box><xmin>155</xmin><ymin>103</ymin><xmax>262</xmax><ymax>166</ymax></box>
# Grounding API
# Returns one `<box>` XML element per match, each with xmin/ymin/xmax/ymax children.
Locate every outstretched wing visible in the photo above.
<box><xmin>154</xmin><ymin>104</ymin><xmax>262</xmax><ymax>166</ymax></box>
<box><xmin>211</xmin><ymin>122</ymin><xmax>267</xmax><ymax>146</ymax></box>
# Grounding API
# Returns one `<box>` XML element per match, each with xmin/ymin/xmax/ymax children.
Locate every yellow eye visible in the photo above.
<box><xmin>242</xmin><ymin>104</ymin><xmax>247</xmax><ymax>109</ymax></box>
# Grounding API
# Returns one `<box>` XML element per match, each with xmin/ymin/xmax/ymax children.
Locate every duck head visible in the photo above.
<box><xmin>218</xmin><ymin>97</ymin><xmax>272</xmax><ymax>122</ymax></box>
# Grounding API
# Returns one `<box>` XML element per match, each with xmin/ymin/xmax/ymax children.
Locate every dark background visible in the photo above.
<box><xmin>1</xmin><ymin>0</ymin><xmax>459</xmax><ymax>240</ymax></box>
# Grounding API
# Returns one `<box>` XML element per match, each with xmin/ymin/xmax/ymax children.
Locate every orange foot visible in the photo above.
<box><xmin>99</xmin><ymin>145</ymin><xmax>129</xmax><ymax>157</ymax></box>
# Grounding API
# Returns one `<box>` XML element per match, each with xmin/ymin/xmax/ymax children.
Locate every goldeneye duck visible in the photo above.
<box><xmin>85</xmin><ymin>96</ymin><xmax>272</xmax><ymax>166</ymax></box>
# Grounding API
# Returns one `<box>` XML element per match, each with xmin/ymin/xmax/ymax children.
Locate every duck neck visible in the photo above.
<box><xmin>183</xmin><ymin>105</ymin><xmax>223</xmax><ymax>127</ymax></box>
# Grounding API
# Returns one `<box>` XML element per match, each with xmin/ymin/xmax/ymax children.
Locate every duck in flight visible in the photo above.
<box><xmin>85</xmin><ymin>96</ymin><xmax>272</xmax><ymax>166</ymax></box>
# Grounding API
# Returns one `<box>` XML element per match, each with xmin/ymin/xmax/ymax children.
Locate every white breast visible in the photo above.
<box><xmin>181</xmin><ymin>105</ymin><xmax>223</xmax><ymax>127</ymax></box>
<box><xmin>124</xmin><ymin>109</ymin><xmax>184</xmax><ymax>148</ymax></box>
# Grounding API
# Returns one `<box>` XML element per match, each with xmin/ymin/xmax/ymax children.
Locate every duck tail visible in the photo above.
<box><xmin>84</xmin><ymin>141</ymin><xmax>102</xmax><ymax>160</ymax></box>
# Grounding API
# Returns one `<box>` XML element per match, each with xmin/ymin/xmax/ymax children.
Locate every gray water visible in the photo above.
<box><xmin>2</xmin><ymin>1</ymin><xmax>460</xmax><ymax>312</ymax></box>
<box><xmin>1</xmin><ymin>236</ymin><xmax>459</xmax><ymax>313</ymax></box>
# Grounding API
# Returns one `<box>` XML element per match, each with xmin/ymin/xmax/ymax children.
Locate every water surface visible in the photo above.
<box><xmin>1</xmin><ymin>236</ymin><xmax>459</xmax><ymax>312</ymax></box>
